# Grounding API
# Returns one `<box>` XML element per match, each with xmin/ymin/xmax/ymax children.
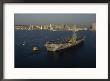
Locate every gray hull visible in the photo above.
<box><xmin>45</xmin><ymin>38</ymin><xmax>84</xmax><ymax>52</ymax></box>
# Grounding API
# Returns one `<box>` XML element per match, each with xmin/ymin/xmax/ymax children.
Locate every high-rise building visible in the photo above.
<box><xmin>92</xmin><ymin>23</ymin><xmax>96</xmax><ymax>31</ymax></box>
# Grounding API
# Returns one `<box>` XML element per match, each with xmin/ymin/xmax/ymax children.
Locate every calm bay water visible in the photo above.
<box><xmin>15</xmin><ymin>30</ymin><xmax>96</xmax><ymax>68</ymax></box>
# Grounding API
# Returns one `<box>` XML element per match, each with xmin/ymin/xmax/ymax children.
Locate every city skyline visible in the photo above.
<box><xmin>15</xmin><ymin>14</ymin><xmax>96</xmax><ymax>27</ymax></box>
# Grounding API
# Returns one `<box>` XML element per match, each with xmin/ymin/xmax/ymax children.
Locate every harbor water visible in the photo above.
<box><xmin>15</xmin><ymin>30</ymin><xmax>96</xmax><ymax>68</ymax></box>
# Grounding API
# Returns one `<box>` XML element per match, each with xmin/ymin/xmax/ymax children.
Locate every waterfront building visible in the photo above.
<box><xmin>92</xmin><ymin>23</ymin><xmax>96</xmax><ymax>31</ymax></box>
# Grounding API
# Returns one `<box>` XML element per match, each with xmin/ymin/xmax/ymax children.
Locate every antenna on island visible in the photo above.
<box><xmin>71</xmin><ymin>27</ymin><xmax>77</xmax><ymax>40</ymax></box>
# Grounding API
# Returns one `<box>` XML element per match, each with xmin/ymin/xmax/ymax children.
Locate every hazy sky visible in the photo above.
<box><xmin>15</xmin><ymin>14</ymin><xmax>96</xmax><ymax>27</ymax></box>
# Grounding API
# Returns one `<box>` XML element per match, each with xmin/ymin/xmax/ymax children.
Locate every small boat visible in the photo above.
<box><xmin>44</xmin><ymin>32</ymin><xmax>85</xmax><ymax>52</ymax></box>
<box><xmin>21</xmin><ymin>41</ymin><xmax>26</xmax><ymax>46</ymax></box>
<box><xmin>32</xmin><ymin>46</ymin><xmax>39</xmax><ymax>52</ymax></box>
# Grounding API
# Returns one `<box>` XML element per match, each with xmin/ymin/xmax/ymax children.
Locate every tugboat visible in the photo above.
<box><xmin>32</xmin><ymin>46</ymin><xmax>39</xmax><ymax>54</ymax></box>
<box><xmin>44</xmin><ymin>32</ymin><xmax>85</xmax><ymax>52</ymax></box>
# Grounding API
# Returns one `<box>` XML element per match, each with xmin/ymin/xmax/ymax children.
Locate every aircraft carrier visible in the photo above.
<box><xmin>44</xmin><ymin>32</ymin><xmax>85</xmax><ymax>52</ymax></box>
